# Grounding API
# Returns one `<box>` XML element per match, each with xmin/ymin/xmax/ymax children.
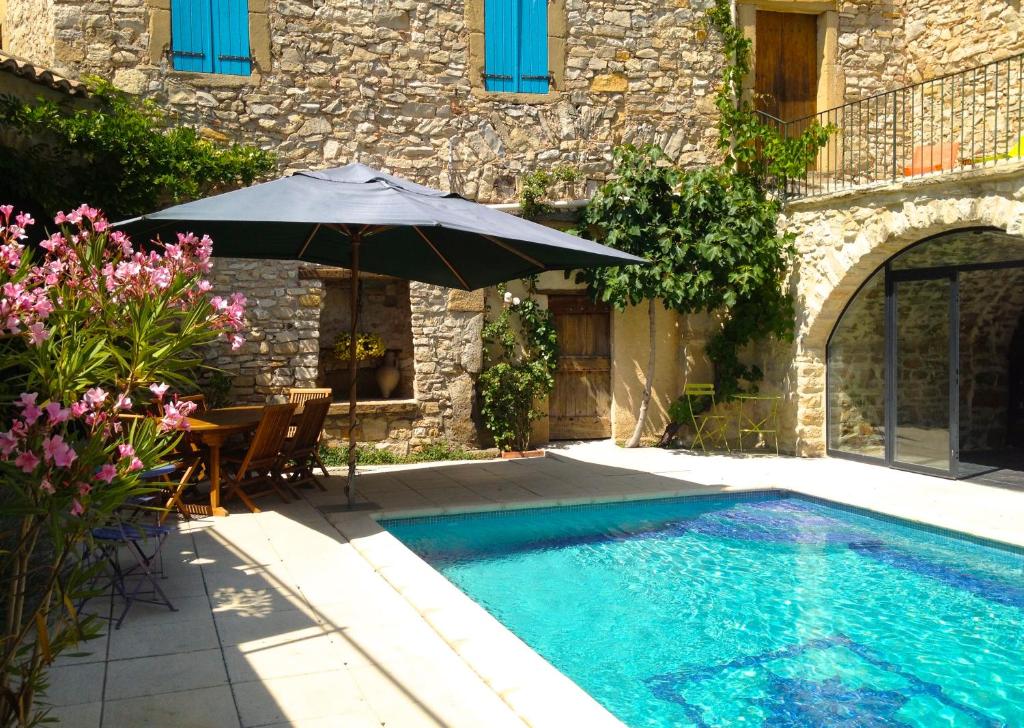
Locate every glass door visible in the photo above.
<box><xmin>887</xmin><ymin>273</ymin><xmax>958</xmax><ymax>476</ymax></box>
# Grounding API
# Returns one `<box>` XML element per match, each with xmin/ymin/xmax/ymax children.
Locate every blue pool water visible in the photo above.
<box><xmin>383</xmin><ymin>493</ymin><xmax>1024</xmax><ymax>727</ymax></box>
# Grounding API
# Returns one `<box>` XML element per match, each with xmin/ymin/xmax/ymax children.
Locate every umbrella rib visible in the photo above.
<box><xmin>480</xmin><ymin>234</ymin><xmax>545</xmax><ymax>268</ymax></box>
<box><xmin>413</xmin><ymin>226</ymin><xmax>470</xmax><ymax>289</ymax></box>
<box><xmin>296</xmin><ymin>223</ymin><xmax>321</xmax><ymax>258</ymax></box>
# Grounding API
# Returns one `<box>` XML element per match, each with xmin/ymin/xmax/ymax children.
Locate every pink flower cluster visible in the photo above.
<box><xmin>148</xmin><ymin>382</ymin><xmax>199</xmax><ymax>432</ymax></box>
<box><xmin>0</xmin><ymin>204</ymin><xmax>251</xmax><ymax>516</ymax></box>
<box><xmin>0</xmin><ymin>205</ymin><xmax>248</xmax><ymax>351</ymax></box>
<box><xmin>0</xmin><ymin>388</ymin><xmax>142</xmax><ymax>516</ymax></box>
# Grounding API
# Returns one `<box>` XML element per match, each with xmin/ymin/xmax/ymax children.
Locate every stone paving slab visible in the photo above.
<box><xmin>46</xmin><ymin>443</ymin><xmax>1024</xmax><ymax>727</ymax></box>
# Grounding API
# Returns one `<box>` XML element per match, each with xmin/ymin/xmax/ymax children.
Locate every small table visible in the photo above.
<box><xmin>734</xmin><ymin>394</ymin><xmax>781</xmax><ymax>454</ymax></box>
<box><xmin>185</xmin><ymin>406</ymin><xmax>267</xmax><ymax>516</ymax></box>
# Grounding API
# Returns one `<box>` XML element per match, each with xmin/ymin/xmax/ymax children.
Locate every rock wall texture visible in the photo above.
<box><xmin>3</xmin><ymin>0</ymin><xmax>53</xmax><ymax>65</ymax></box>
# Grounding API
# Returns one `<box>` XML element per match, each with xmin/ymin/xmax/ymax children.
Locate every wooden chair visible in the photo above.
<box><xmin>222</xmin><ymin>403</ymin><xmax>297</xmax><ymax>512</ymax></box>
<box><xmin>287</xmin><ymin>388</ymin><xmax>333</xmax><ymax>476</ymax></box>
<box><xmin>279</xmin><ymin>397</ymin><xmax>332</xmax><ymax>492</ymax></box>
<box><xmin>683</xmin><ymin>383</ymin><xmax>730</xmax><ymax>453</ymax></box>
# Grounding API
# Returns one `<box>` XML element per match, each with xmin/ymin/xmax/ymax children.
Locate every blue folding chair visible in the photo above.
<box><xmin>89</xmin><ymin>521</ymin><xmax>176</xmax><ymax>628</ymax></box>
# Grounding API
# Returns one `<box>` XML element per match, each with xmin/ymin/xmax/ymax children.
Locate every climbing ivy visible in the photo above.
<box><xmin>706</xmin><ymin>0</ymin><xmax>833</xmax><ymax>192</ymax></box>
<box><xmin>479</xmin><ymin>287</ymin><xmax>559</xmax><ymax>451</ymax></box>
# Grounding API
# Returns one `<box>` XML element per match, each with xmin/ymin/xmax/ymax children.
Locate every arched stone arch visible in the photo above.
<box><xmin>779</xmin><ymin>179</ymin><xmax>1024</xmax><ymax>456</ymax></box>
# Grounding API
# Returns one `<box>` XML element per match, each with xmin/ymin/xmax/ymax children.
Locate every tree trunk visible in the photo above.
<box><xmin>625</xmin><ymin>298</ymin><xmax>656</xmax><ymax>448</ymax></box>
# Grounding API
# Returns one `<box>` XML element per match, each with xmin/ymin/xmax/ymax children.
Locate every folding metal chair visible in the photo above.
<box><xmin>683</xmin><ymin>383</ymin><xmax>730</xmax><ymax>452</ymax></box>
<box><xmin>88</xmin><ymin>521</ymin><xmax>176</xmax><ymax>628</ymax></box>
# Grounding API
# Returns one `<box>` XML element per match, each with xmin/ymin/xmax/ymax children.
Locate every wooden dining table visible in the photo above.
<box><xmin>185</xmin><ymin>406</ymin><xmax>267</xmax><ymax>516</ymax></box>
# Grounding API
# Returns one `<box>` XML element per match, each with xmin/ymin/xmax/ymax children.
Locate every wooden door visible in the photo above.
<box><xmin>548</xmin><ymin>295</ymin><xmax>612</xmax><ymax>439</ymax></box>
<box><xmin>755</xmin><ymin>11</ymin><xmax>818</xmax><ymax>123</ymax></box>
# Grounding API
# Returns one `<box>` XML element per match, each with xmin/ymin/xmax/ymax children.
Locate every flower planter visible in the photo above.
<box><xmin>500</xmin><ymin>449</ymin><xmax>545</xmax><ymax>459</ymax></box>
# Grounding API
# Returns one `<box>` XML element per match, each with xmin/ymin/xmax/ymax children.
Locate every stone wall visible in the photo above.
<box><xmin>3</xmin><ymin>0</ymin><xmax>53</xmax><ymax>65</ymax></box>
<box><xmin>204</xmin><ymin>258</ymin><xmax>322</xmax><ymax>403</ymax></box>
<box><xmin>902</xmin><ymin>0</ymin><xmax>1023</xmax><ymax>82</ymax></box>
<box><xmin>13</xmin><ymin>0</ymin><xmax>729</xmax><ymax>203</ymax></box>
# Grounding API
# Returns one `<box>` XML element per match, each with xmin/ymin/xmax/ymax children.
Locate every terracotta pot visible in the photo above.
<box><xmin>500</xmin><ymin>449</ymin><xmax>545</xmax><ymax>459</ymax></box>
<box><xmin>375</xmin><ymin>349</ymin><xmax>401</xmax><ymax>398</ymax></box>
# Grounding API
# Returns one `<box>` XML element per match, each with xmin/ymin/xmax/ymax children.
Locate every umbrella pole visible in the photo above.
<box><xmin>346</xmin><ymin>234</ymin><xmax>361</xmax><ymax>507</ymax></box>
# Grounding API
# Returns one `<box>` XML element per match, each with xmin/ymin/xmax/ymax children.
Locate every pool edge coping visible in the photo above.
<box><xmin>327</xmin><ymin>480</ymin><xmax>1024</xmax><ymax>728</ymax></box>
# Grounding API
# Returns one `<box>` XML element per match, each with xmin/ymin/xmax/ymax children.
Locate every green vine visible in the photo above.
<box><xmin>575</xmin><ymin>0</ymin><xmax>831</xmax><ymax>423</ymax></box>
<box><xmin>479</xmin><ymin>287</ymin><xmax>559</xmax><ymax>451</ymax></box>
<box><xmin>707</xmin><ymin>0</ymin><xmax>833</xmax><ymax>192</ymax></box>
<box><xmin>0</xmin><ymin>77</ymin><xmax>276</xmax><ymax>222</ymax></box>
<box><xmin>519</xmin><ymin>166</ymin><xmax>581</xmax><ymax>219</ymax></box>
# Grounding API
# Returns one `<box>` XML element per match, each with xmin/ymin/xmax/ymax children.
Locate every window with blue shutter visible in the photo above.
<box><xmin>171</xmin><ymin>0</ymin><xmax>252</xmax><ymax>76</ymax></box>
<box><xmin>484</xmin><ymin>0</ymin><xmax>549</xmax><ymax>94</ymax></box>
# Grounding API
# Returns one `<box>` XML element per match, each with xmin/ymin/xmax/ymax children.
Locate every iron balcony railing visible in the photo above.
<box><xmin>762</xmin><ymin>51</ymin><xmax>1024</xmax><ymax>199</ymax></box>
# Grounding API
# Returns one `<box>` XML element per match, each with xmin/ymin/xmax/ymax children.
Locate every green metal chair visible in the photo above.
<box><xmin>736</xmin><ymin>393</ymin><xmax>781</xmax><ymax>454</ymax></box>
<box><xmin>683</xmin><ymin>383</ymin><xmax>730</xmax><ymax>453</ymax></box>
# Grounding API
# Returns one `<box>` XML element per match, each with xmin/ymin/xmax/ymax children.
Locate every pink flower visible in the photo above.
<box><xmin>40</xmin><ymin>478</ymin><xmax>55</xmax><ymax>494</ymax></box>
<box><xmin>149</xmin><ymin>382</ymin><xmax>169</xmax><ymax>401</ymax></box>
<box><xmin>128</xmin><ymin>457</ymin><xmax>144</xmax><ymax>471</ymax></box>
<box><xmin>229</xmin><ymin>333</ymin><xmax>245</xmax><ymax>350</ymax></box>
<box><xmin>118</xmin><ymin>443</ymin><xmax>135</xmax><ymax>460</ymax></box>
<box><xmin>198</xmin><ymin>280</ymin><xmax>212</xmax><ymax>292</ymax></box>
<box><xmin>96</xmin><ymin>463</ymin><xmax>117</xmax><ymax>483</ymax></box>
<box><xmin>159</xmin><ymin>401</ymin><xmax>191</xmax><ymax>432</ymax></box>
<box><xmin>42</xmin><ymin>435</ymin><xmax>77</xmax><ymax>468</ymax></box>
<box><xmin>70</xmin><ymin>499</ymin><xmax>84</xmax><ymax>517</ymax></box>
<box><xmin>16</xmin><ymin>393</ymin><xmax>42</xmax><ymax>426</ymax></box>
<box><xmin>70</xmin><ymin>401</ymin><xmax>88</xmax><ymax>418</ymax></box>
<box><xmin>0</xmin><ymin>205</ymin><xmax>12</xmax><ymax>220</ymax></box>
<box><xmin>45</xmin><ymin>402</ymin><xmax>70</xmax><ymax>424</ymax></box>
<box><xmin>78</xmin><ymin>482</ymin><xmax>92</xmax><ymax>496</ymax></box>
<box><xmin>115</xmin><ymin>393</ymin><xmax>132</xmax><ymax>411</ymax></box>
<box><xmin>27</xmin><ymin>322</ymin><xmax>49</xmax><ymax>346</ymax></box>
<box><xmin>0</xmin><ymin>430</ymin><xmax>19</xmax><ymax>458</ymax></box>
<box><xmin>83</xmin><ymin>387</ymin><xmax>107</xmax><ymax>408</ymax></box>
<box><xmin>14</xmin><ymin>450</ymin><xmax>39</xmax><ymax>473</ymax></box>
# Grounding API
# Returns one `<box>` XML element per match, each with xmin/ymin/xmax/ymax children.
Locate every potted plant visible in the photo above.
<box><xmin>479</xmin><ymin>288</ymin><xmax>558</xmax><ymax>457</ymax></box>
<box><xmin>333</xmin><ymin>331</ymin><xmax>386</xmax><ymax>362</ymax></box>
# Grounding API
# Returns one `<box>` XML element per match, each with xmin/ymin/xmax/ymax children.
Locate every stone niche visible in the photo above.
<box><xmin>312</xmin><ymin>269</ymin><xmax>415</xmax><ymax>402</ymax></box>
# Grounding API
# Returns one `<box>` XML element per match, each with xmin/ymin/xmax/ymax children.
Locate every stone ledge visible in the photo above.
<box><xmin>327</xmin><ymin>399</ymin><xmax>419</xmax><ymax>417</ymax></box>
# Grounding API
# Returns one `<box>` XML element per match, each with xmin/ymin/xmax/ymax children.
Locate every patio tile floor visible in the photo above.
<box><xmin>46</xmin><ymin>442</ymin><xmax>1024</xmax><ymax>727</ymax></box>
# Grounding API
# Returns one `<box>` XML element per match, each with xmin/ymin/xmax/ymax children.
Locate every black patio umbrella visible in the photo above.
<box><xmin>119</xmin><ymin>163</ymin><xmax>643</xmax><ymax>505</ymax></box>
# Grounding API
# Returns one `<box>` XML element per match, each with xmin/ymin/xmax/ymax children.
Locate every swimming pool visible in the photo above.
<box><xmin>383</xmin><ymin>492</ymin><xmax>1024</xmax><ymax>727</ymax></box>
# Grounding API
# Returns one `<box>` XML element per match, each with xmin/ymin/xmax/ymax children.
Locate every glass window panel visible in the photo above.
<box><xmin>827</xmin><ymin>271</ymin><xmax>886</xmax><ymax>458</ymax></box>
<box><xmin>893</xmin><ymin>277</ymin><xmax>951</xmax><ymax>472</ymax></box>
<box><xmin>892</xmin><ymin>229</ymin><xmax>1024</xmax><ymax>270</ymax></box>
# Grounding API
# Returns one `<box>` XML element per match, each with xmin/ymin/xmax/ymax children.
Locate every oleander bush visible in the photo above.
<box><xmin>0</xmin><ymin>205</ymin><xmax>247</xmax><ymax>726</ymax></box>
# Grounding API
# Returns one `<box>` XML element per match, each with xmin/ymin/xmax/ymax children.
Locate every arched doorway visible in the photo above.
<box><xmin>827</xmin><ymin>228</ymin><xmax>1024</xmax><ymax>481</ymax></box>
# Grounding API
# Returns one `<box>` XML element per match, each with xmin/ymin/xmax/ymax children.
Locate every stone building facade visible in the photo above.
<box><xmin>3</xmin><ymin>0</ymin><xmax>1024</xmax><ymax>462</ymax></box>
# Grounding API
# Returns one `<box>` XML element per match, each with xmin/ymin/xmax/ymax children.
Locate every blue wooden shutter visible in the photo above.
<box><xmin>212</xmin><ymin>0</ymin><xmax>252</xmax><ymax>75</ymax></box>
<box><xmin>171</xmin><ymin>0</ymin><xmax>214</xmax><ymax>73</ymax></box>
<box><xmin>484</xmin><ymin>0</ymin><xmax>517</xmax><ymax>93</ymax></box>
<box><xmin>518</xmin><ymin>0</ymin><xmax>548</xmax><ymax>93</ymax></box>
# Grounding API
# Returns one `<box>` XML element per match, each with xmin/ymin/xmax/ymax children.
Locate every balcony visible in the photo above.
<box><xmin>766</xmin><ymin>52</ymin><xmax>1024</xmax><ymax>200</ymax></box>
